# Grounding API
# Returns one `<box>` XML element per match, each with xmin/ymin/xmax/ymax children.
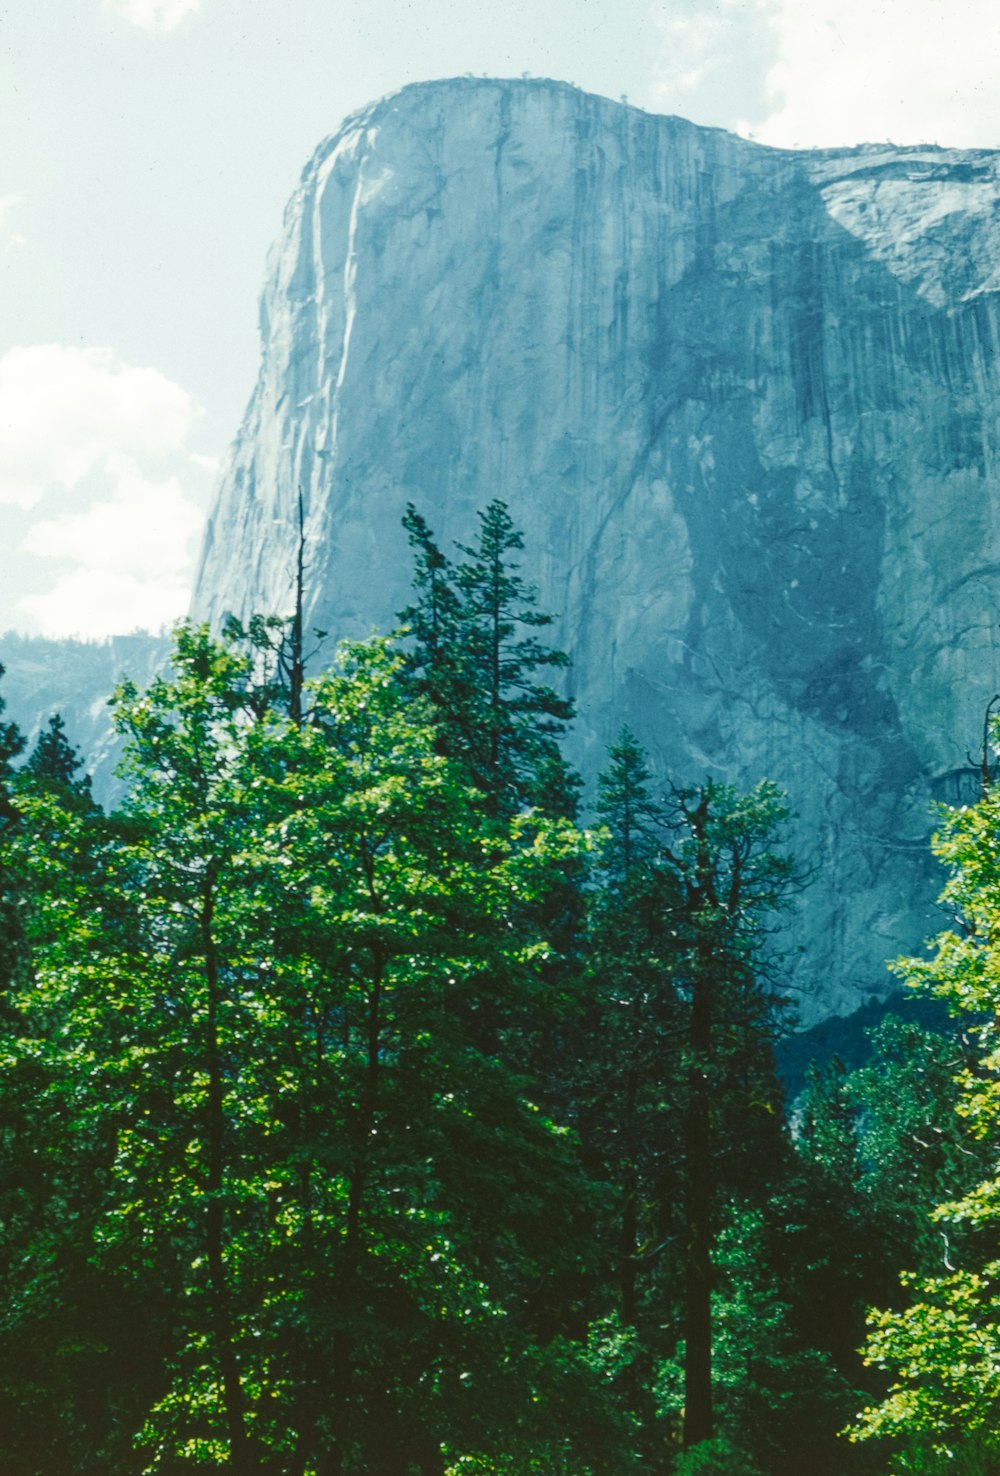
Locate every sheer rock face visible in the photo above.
<box><xmin>193</xmin><ymin>77</ymin><xmax>1000</xmax><ymax>1021</ymax></box>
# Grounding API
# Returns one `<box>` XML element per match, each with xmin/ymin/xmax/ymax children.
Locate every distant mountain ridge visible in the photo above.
<box><xmin>1</xmin><ymin>631</ymin><xmax>168</xmax><ymax>805</ymax></box>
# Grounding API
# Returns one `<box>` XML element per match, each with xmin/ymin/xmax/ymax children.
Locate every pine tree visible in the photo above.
<box><xmin>400</xmin><ymin>500</ymin><xmax>574</xmax><ymax>818</ymax></box>
<box><xmin>666</xmin><ymin>779</ymin><xmax>793</xmax><ymax>1449</ymax></box>
<box><xmin>399</xmin><ymin>502</ymin><xmax>586</xmax><ymax>1106</ymax></box>
<box><xmin>586</xmin><ymin>730</ymin><xmax>680</xmax><ymax>1329</ymax></box>
<box><xmin>454</xmin><ymin>500</ymin><xmax>573</xmax><ymax>810</ymax></box>
<box><xmin>595</xmin><ymin>728</ymin><xmax>663</xmax><ymax>884</ymax></box>
<box><xmin>0</xmin><ymin>666</ymin><xmax>25</xmax><ymax>1001</ymax></box>
<box><xmin>0</xmin><ymin>663</ymin><xmax>24</xmax><ymax>786</ymax></box>
<box><xmin>399</xmin><ymin>503</ymin><xmax>467</xmax><ymax>729</ymax></box>
<box><xmin>584</xmin><ymin>735</ymin><xmax>795</xmax><ymax>1462</ymax></box>
<box><xmin>23</xmin><ymin>712</ymin><xmax>93</xmax><ymax>801</ymax></box>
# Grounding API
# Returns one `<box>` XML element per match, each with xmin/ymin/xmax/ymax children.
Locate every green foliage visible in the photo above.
<box><xmin>0</xmin><ymin>615</ymin><xmax>627</xmax><ymax>1473</ymax></box>
<box><xmin>0</xmin><ymin>661</ymin><xmax>25</xmax><ymax>788</ymax></box>
<box><xmin>0</xmin><ymin>702</ymin><xmax>161</xmax><ymax>1473</ymax></box>
<box><xmin>594</xmin><ymin>728</ymin><xmax>663</xmax><ymax>883</ymax></box>
<box><xmin>22</xmin><ymin>711</ymin><xmax>93</xmax><ymax>799</ymax></box>
<box><xmin>5</xmin><ymin>503</ymin><xmax>934</xmax><ymax>1474</ymax></box>
<box><xmin>580</xmin><ymin>737</ymin><xmax>800</xmax><ymax>1463</ymax></box>
<box><xmin>850</xmin><ymin>774</ymin><xmax>1000</xmax><ymax>1466</ymax></box>
<box><xmin>670</xmin><ymin>1435</ymin><xmax>763</xmax><ymax>1476</ymax></box>
<box><xmin>850</xmin><ymin>1015</ymin><xmax>987</xmax><ymax>1270</ymax></box>
<box><xmin>400</xmin><ymin>499</ymin><xmax>574</xmax><ymax>818</ymax></box>
<box><xmin>0</xmin><ymin>665</ymin><xmax>26</xmax><ymax>998</ymax></box>
<box><xmin>888</xmin><ymin>1431</ymin><xmax>1000</xmax><ymax>1474</ymax></box>
<box><xmin>855</xmin><ymin>1264</ymin><xmax>1000</xmax><ymax>1452</ymax></box>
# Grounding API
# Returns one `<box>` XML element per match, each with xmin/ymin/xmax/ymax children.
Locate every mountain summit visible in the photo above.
<box><xmin>192</xmin><ymin>77</ymin><xmax>1000</xmax><ymax>1017</ymax></box>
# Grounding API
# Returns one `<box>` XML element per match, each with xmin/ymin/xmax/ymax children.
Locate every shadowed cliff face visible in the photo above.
<box><xmin>192</xmin><ymin>77</ymin><xmax>1000</xmax><ymax>1021</ymax></box>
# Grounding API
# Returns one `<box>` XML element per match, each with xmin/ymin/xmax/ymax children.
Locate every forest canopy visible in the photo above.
<box><xmin>1</xmin><ymin>502</ymin><xmax>997</xmax><ymax>1476</ymax></box>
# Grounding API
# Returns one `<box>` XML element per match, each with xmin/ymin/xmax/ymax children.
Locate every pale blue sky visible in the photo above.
<box><xmin>3</xmin><ymin>0</ymin><xmax>1000</xmax><ymax>637</ymax></box>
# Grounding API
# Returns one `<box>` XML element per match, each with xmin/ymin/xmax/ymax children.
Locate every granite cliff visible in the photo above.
<box><xmin>191</xmin><ymin>77</ymin><xmax>1000</xmax><ymax>1020</ymax></box>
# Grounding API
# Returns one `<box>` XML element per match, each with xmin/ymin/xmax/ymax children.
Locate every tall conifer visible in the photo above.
<box><xmin>400</xmin><ymin>500</ymin><xmax>574</xmax><ymax>818</ymax></box>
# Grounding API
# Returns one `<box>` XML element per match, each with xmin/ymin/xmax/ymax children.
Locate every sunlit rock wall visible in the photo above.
<box><xmin>193</xmin><ymin>78</ymin><xmax>1000</xmax><ymax>1021</ymax></box>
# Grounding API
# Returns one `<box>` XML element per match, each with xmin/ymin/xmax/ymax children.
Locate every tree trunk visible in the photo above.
<box><xmin>288</xmin><ymin>488</ymin><xmax>306</xmax><ymax>726</ymax></box>
<box><xmin>621</xmin><ymin>1055</ymin><xmax>639</xmax><ymax>1328</ymax></box>
<box><xmin>328</xmin><ymin>953</ymin><xmax>384</xmax><ymax>1474</ymax></box>
<box><xmin>201</xmin><ymin>878</ymin><xmax>254</xmax><ymax>1473</ymax></box>
<box><xmin>683</xmin><ymin>962</ymin><xmax>713</xmax><ymax>1449</ymax></box>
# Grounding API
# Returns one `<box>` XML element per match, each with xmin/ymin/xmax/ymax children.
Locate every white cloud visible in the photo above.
<box><xmin>756</xmin><ymin>0</ymin><xmax>1000</xmax><ymax>150</ymax></box>
<box><xmin>651</xmin><ymin>1</ymin><xmax>781</xmax><ymax>132</ymax></box>
<box><xmin>24</xmin><ymin>461</ymin><xmax>203</xmax><ymax>579</ymax></box>
<box><xmin>0</xmin><ymin>344</ymin><xmax>197</xmax><ymax>509</ymax></box>
<box><xmin>20</xmin><ymin>461</ymin><xmax>205</xmax><ymax>639</ymax></box>
<box><xmin>0</xmin><ymin>195</ymin><xmax>24</xmax><ymax>229</ymax></box>
<box><xmin>0</xmin><ymin>196</ymin><xmax>26</xmax><ymax>251</ymax></box>
<box><xmin>0</xmin><ymin>344</ymin><xmax>209</xmax><ymax>639</ymax></box>
<box><xmin>19</xmin><ymin>568</ymin><xmax>193</xmax><ymax>640</ymax></box>
<box><xmin>651</xmin><ymin>0</ymin><xmax>1000</xmax><ymax>150</ymax></box>
<box><xmin>654</xmin><ymin>1</ymin><xmax>775</xmax><ymax>98</ymax></box>
<box><xmin>105</xmin><ymin>0</ymin><xmax>201</xmax><ymax>32</ymax></box>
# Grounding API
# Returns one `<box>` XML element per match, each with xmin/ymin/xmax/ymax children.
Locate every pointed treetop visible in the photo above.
<box><xmin>23</xmin><ymin>713</ymin><xmax>92</xmax><ymax>799</ymax></box>
<box><xmin>596</xmin><ymin>727</ymin><xmax>664</xmax><ymax>882</ymax></box>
